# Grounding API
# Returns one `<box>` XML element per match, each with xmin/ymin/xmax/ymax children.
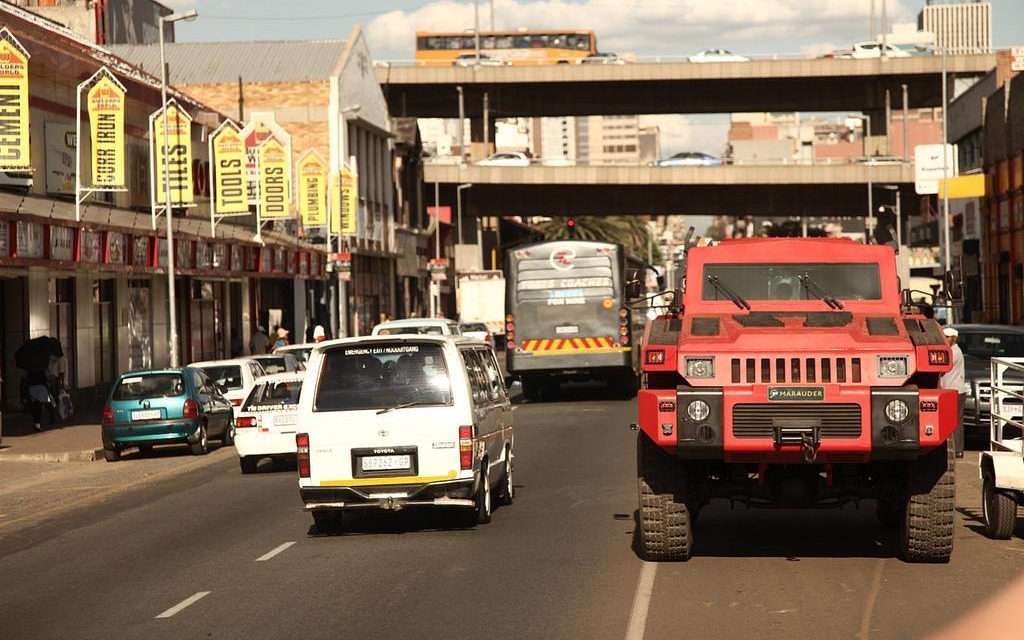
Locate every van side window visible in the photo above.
<box><xmin>479</xmin><ymin>348</ymin><xmax>504</xmax><ymax>401</ymax></box>
<box><xmin>461</xmin><ymin>349</ymin><xmax>488</xmax><ymax>404</ymax></box>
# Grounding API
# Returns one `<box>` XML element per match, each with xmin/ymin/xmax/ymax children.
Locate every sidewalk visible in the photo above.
<box><xmin>0</xmin><ymin>408</ymin><xmax>104</xmax><ymax>462</ymax></box>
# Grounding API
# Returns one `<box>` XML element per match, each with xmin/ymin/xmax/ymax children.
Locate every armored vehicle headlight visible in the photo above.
<box><xmin>686</xmin><ymin>399</ymin><xmax>710</xmax><ymax>422</ymax></box>
<box><xmin>684</xmin><ymin>356</ymin><xmax>715</xmax><ymax>379</ymax></box>
<box><xmin>885</xmin><ymin>399</ymin><xmax>910</xmax><ymax>423</ymax></box>
<box><xmin>877</xmin><ymin>355</ymin><xmax>908</xmax><ymax>378</ymax></box>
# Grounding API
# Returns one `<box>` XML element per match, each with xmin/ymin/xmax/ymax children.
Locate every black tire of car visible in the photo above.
<box><xmin>239</xmin><ymin>456</ymin><xmax>258</xmax><ymax>474</ymax></box>
<box><xmin>474</xmin><ymin>464</ymin><xmax>492</xmax><ymax>525</ymax></box>
<box><xmin>495</xmin><ymin>447</ymin><xmax>514</xmax><ymax>506</ymax></box>
<box><xmin>222</xmin><ymin>414</ymin><xmax>235</xmax><ymax>446</ymax></box>
<box><xmin>312</xmin><ymin>510</ymin><xmax>341</xmax><ymax>533</ymax></box>
<box><xmin>103</xmin><ymin>447</ymin><xmax>121</xmax><ymax>463</ymax></box>
<box><xmin>982</xmin><ymin>474</ymin><xmax>1017</xmax><ymax>540</ymax></box>
<box><xmin>190</xmin><ymin>423</ymin><xmax>209</xmax><ymax>456</ymax></box>
<box><xmin>637</xmin><ymin>432</ymin><xmax>692</xmax><ymax>561</ymax></box>
<box><xmin>899</xmin><ymin>439</ymin><xmax>955</xmax><ymax>563</ymax></box>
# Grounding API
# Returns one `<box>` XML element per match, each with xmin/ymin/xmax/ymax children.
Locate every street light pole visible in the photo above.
<box><xmin>940</xmin><ymin>44</ymin><xmax>952</xmax><ymax>274</ymax></box>
<box><xmin>336</xmin><ymin>104</ymin><xmax>360</xmax><ymax>338</ymax></box>
<box><xmin>457</xmin><ymin>183</ymin><xmax>473</xmax><ymax>246</ymax></box>
<box><xmin>159</xmin><ymin>9</ymin><xmax>198</xmax><ymax>368</ymax></box>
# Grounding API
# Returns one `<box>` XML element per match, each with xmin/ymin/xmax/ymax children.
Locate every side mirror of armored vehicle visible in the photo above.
<box><xmin>625</xmin><ymin>268</ymin><xmax>644</xmax><ymax>299</ymax></box>
<box><xmin>943</xmin><ymin>270</ymin><xmax>964</xmax><ymax>303</ymax></box>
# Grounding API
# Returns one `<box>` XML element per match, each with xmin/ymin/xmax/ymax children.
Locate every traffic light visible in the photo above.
<box><xmin>566</xmin><ymin>218</ymin><xmax>577</xmax><ymax>237</ymax></box>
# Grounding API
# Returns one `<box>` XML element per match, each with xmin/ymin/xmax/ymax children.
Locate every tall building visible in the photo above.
<box><xmin>586</xmin><ymin>114</ymin><xmax>644</xmax><ymax>165</ymax></box>
<box><xmin>918</xmin><ymin>1</ymin><xmax>992</xmax><ymax>54</ymax></box>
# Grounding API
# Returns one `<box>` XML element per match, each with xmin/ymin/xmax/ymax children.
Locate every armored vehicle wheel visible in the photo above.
<box><xmin>982</xmin><ymin>474</ymin><xmax>1017</xmax><ymax>540</ymax></box>
<box><xmin>900</xmin><ymin>439</ymin><xmax>955</xmax><ymax>563</ymax></box>
<box><xmin>637</xmin><ymin>432</ymin><xmax>692</xmax><ymax>561</ymax></box>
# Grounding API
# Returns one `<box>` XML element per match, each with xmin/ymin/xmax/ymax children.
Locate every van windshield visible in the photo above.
<box><xmin>313</xmin><ymin>342</ymin><xmax>452</xmax><ymax>412</ymax></box>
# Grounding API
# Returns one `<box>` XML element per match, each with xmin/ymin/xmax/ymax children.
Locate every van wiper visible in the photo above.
<box><xmin>706</xmin><ymin>275</ymin><xmax>751</xmax><ymax>310</ymax></box>
<box><xmin>376</xmin><ymin>401</ymin><xmax>431</xmax><ymax>415</ymax></box>
<box><xmin>798</xmin><ymin>275</ymin><xmax>844</xmax><ymax>310</ymax></box>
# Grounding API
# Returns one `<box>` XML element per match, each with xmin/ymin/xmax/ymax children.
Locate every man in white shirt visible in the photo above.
<box><xmin>940</xmin><ymin>327</ymin><xmax>966</xmax><ymax>458</ymax></box>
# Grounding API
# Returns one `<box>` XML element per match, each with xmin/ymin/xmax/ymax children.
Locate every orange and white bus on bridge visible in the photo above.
<box><xmin>415</xmin><ymin>29</ymin><xmax>597</xmax><ymax>66</ymax></box>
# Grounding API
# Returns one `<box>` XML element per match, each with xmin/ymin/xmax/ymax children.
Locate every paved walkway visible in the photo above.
<box><xmin>0</xmin><ymin>408</ymin><xmax>104</xmax><ymax>462</ymax></box>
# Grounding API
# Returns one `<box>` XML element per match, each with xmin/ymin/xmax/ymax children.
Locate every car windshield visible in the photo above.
<box><xmin>255</xmin><ymin>357</ymin><xmax>289</xmax><ymax>374</ymax></box>
<box><xmin>243</xmin><ymin>379</ymin><xmax>302</xmax><ymax>410</ymax></box>
<box><xmin>198</xmin><ymin>365</ymin><xmax>244</xmax><ymax>390</ymax></box>
<box><xmin>702</xmin><ymin>263</ymin><xmax>882</xmax><ymax>301</ymax></box>
<box><xmin>314</xmin><ymin>342</ymin><xmax>452</xmax><ymax>412</ymax></box>
<box><xmin>377</xmin><ymin>325</ymin><xmax>445</xmax><ymax>335</ymax></box>
<box><xmin>958</xmin><ymin>332</ymin><xmax>1024</xmax><ymax>361</ymax></box>
<box><xmin>113</xmin><ymin>373</ymin><xmax>184</xmax><ymax>400</ymax></box>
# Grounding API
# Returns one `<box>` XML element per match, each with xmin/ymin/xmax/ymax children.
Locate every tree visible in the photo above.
<box><xmin>540</xmin><ymin>216</ymin><xmax>662</xmax><ymax>263</ymax></box>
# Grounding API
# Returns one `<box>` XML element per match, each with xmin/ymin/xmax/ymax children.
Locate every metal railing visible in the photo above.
<box><xmin>989</xmin><ymin>357</ymin><xmax>1024</xmax><ymax>455</ymax></box>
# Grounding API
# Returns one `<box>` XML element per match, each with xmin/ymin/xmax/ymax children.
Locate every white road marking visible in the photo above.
<box><xmin>156</xmin><ymin>591</ymin><xmax>210</xmax><ymax>619</ymax></box>
<box><xmin>625</xmin><ymin>561</ymin><xmax>658</xmax><ymax>640</ymax></box>
<box><xmin>255</xmin><ymin>541</ymin><xmax>296</xmax><ymax>562</ymax></box>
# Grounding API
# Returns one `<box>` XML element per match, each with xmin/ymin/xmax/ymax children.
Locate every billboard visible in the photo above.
<box><xmin>0</xmin><ymin>29</ymin><xmax>31</xmax><ymax>169</ymax></box>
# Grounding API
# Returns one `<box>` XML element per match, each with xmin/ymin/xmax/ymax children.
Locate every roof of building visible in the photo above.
<box><xmin>108</xmin><ymin>40</ymin><xmax>348</xmax><ymax>85</ymax></box>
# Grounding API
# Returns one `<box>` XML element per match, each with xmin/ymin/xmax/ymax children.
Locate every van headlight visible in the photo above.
<box><xmin>684</xmin><ymin>356</ymin><xmax>715</xmax><ymax>379</ymax></box>
<box><xmin>877</xmin><ymin>355</ymin><xmax>908</xmax><ymax>378</ymax></box>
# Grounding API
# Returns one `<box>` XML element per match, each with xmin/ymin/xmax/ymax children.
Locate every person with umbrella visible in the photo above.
<box><xmin>15</xmin><ymin>336</ymin><xmax>62</xmax><ymax>432</ymax></box>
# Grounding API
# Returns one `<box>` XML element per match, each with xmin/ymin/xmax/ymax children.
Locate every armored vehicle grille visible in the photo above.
<box><xmin>732</xmin><ymin>403</ymin><xmax>862</xmax><ymax>438</ymax></box>
<box><xmin>730</xmin><ymin>357</ymin><xmax>863</xmax><ymax>384</ymax></box>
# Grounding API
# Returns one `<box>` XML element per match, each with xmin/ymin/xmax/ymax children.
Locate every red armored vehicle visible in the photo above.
<box><xmin>636</xmin><ymin>238</ymin><xmax>958</xmax><ymax>562</ymax></box>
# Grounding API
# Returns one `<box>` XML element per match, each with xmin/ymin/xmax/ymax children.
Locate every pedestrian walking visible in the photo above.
<box><xmin>250</xmin><ymin>325</ymin><xmax>269</xmax><ymax>355</ymax></box>
<box><xmin>25</xmin><ymin>368</ymin><xmax>50</xmax><ymax>432</ymax></box>
<box><xmin>940</xmin><ymin>326</ymin><xmax>966</xmax><ymax>458</ymax></box>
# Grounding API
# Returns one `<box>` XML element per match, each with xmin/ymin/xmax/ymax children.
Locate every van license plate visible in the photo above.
<box><xmin>132</xmin><ymin>409</ymin><xmax>161</xmax><ymax>420</ymax></box>
<box><xmin>272</xmin><ymin>413</ymin><xmax>297</xmax><ymax>426</ymax></box>
<box><xmin>362</xmin><ymin>455</ymin><xmax>411</xmax><ymax>471</ymax></box>
<box><xmin>555</xmin><ymin>325</ymin><xmax>579</xmax><ymax>335</ymax></box>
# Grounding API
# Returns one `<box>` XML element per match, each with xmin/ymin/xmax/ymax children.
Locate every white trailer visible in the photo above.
<box><xmin>979</xmin><ymin>356</ymin><xmax>1024</xmax><ymax>538</ymax></box>
<box><xmin>457</xmin><ymin>271</ymin><xmax>506</xmax><ymax>338</ymax></box>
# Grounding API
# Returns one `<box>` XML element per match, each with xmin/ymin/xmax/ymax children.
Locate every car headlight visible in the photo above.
<box><xmin>877</xmin><ymin>355</ymin><xmax>908</xmax><ymax>378</ymax></box>
<box><xmin>684</xmin><ymin>356</ymin><xmax>715</xmax><ymax>379</ymax></box>
<box><xmin>686</xmin><ymin>399</ymin><xmax>710</xmax><ymax>422</ymax></box>
<box><xmin>885</xmin><ymin>399</ymin><xmax>910</xmax><ymax>423</ymax></box>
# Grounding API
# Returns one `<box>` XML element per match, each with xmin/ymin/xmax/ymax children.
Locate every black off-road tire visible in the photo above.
<box><xmin>900</xmin><ymin>439</ymin><xmax>955</xmax><ymax>563</ymax></box>
<box><xmin>637</xmin><ymin>432</ymin><xmax>692</xmax><ymax>561</ymax></box>
<box><xmin>982</xmin><ymin>474</ymin><xmax>1017</xmax><ymax>540</ymax></box>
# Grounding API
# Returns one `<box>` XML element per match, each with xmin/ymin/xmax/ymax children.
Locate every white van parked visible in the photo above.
<box><xmin>371</xmin><ymin>318</ymin><xmax>462</xmax><ymax>336</ymax></box>
<box><xmin>296</xmin><ymin>335</ymin><xmax>514</xmax><ymax>531</ymax></box>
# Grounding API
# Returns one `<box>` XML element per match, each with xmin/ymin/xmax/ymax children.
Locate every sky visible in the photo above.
<box><xmin>164</xmin><ymin>0</ymin><xmax>1024</xmax><ymax>155</ymax></box>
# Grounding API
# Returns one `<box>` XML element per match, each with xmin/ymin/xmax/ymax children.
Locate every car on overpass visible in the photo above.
<box><xmin>849</xmin><ymin>41</ymin><xmax>911</xmax><ymax>59</ymax></box>
<box><xmin>579</xmin><ymin>52</ymin><xmax>627</xmax><ymax>65</ymax></box>
<box><xmin>687</xmin><ymin>48</ymin><xmax>750</xmax><ymax>63</ymax></box>
<box><xmin>656</xmin><ymin>151</ymin><xmax>722</xmax><ymax>167</ymax></box>
<box><xmin>476</xmin><ymin>151</ymin><xmax>531</xmax><ymax>166</ymax></box>
<box><xmin>452</xmin><ymin>53</ymin><xmax>510</xmax><ymax>67</ymax></box>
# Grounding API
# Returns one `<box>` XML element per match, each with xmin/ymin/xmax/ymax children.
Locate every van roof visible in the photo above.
<box><xmin>312</xmin><ymin>334</ymin><xmax>487</xmax><ymax>350</ymax></box>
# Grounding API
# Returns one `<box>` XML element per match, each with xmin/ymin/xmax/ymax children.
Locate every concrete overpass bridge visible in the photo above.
<box><xmin>425</xmin><ymin>162</ymin><xmax>918</xmax><ymax>218</ymax></box>
<box><xmin>378</xmin><ymin>54</ymin><xmax>996</xmax><ymax>119</ymax></box>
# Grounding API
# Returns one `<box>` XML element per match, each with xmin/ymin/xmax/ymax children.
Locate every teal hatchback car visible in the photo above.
<box><xmin>101</xmin><ymin>367</ymin><xmax>234</xmax><ymax>462</ymax></box>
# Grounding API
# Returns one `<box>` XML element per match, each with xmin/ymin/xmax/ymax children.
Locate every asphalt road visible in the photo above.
<box><xmin>1</xmin><ymin>386</ymin><xmax>1023</xmax><ymax>640</ymax></box>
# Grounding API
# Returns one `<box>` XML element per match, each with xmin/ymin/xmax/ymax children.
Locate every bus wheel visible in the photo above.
<box><xmin>522</xmin><ymin>378</ymin><xmax>542</xmax><ymax>402</ymax></box>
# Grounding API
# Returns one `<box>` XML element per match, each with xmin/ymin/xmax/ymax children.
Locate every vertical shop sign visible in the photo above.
<box><xmin>210</xmin><ymin>121</ymin><xmax>248</xmax><ymax>214</ymax></box>
<box><xmin>340</xmin><ymin>166</ymin><xmax>357</xmax><ymax>234</ymax></box>
<box><xmin>151</xmin><ymin>99</ymin><xmax>194</xmax><ymax>206</ymax></box>
<box><xmin>87</xmin><ymin>71</ymin><xmax>126</xmax><ymax>187</ymax></box>
<box><xmin>258</xmin><ymin>137</ymin><xmax>291</xmax><ymax>219</ymax></box>
<box><xmin>297</xmin><ymin>151</ymin><xmax>327</xmax><ymax>227</ymax></box>
<box><xmin>0</xmin><ymin>29</ymin><xmax>30</xmax><ymax>169</ymax></box>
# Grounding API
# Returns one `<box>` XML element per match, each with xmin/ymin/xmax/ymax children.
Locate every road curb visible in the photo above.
<box><xmin>0</xmin><ymin>448</ymin><xmax>104</xmax><ymax>463</ymax></box>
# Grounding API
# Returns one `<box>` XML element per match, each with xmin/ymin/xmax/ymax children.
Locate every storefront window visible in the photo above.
<box><xmin>128</xmin><ymin>280</ymin><xmax>152</xmax><ymax>370</ymax></box>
